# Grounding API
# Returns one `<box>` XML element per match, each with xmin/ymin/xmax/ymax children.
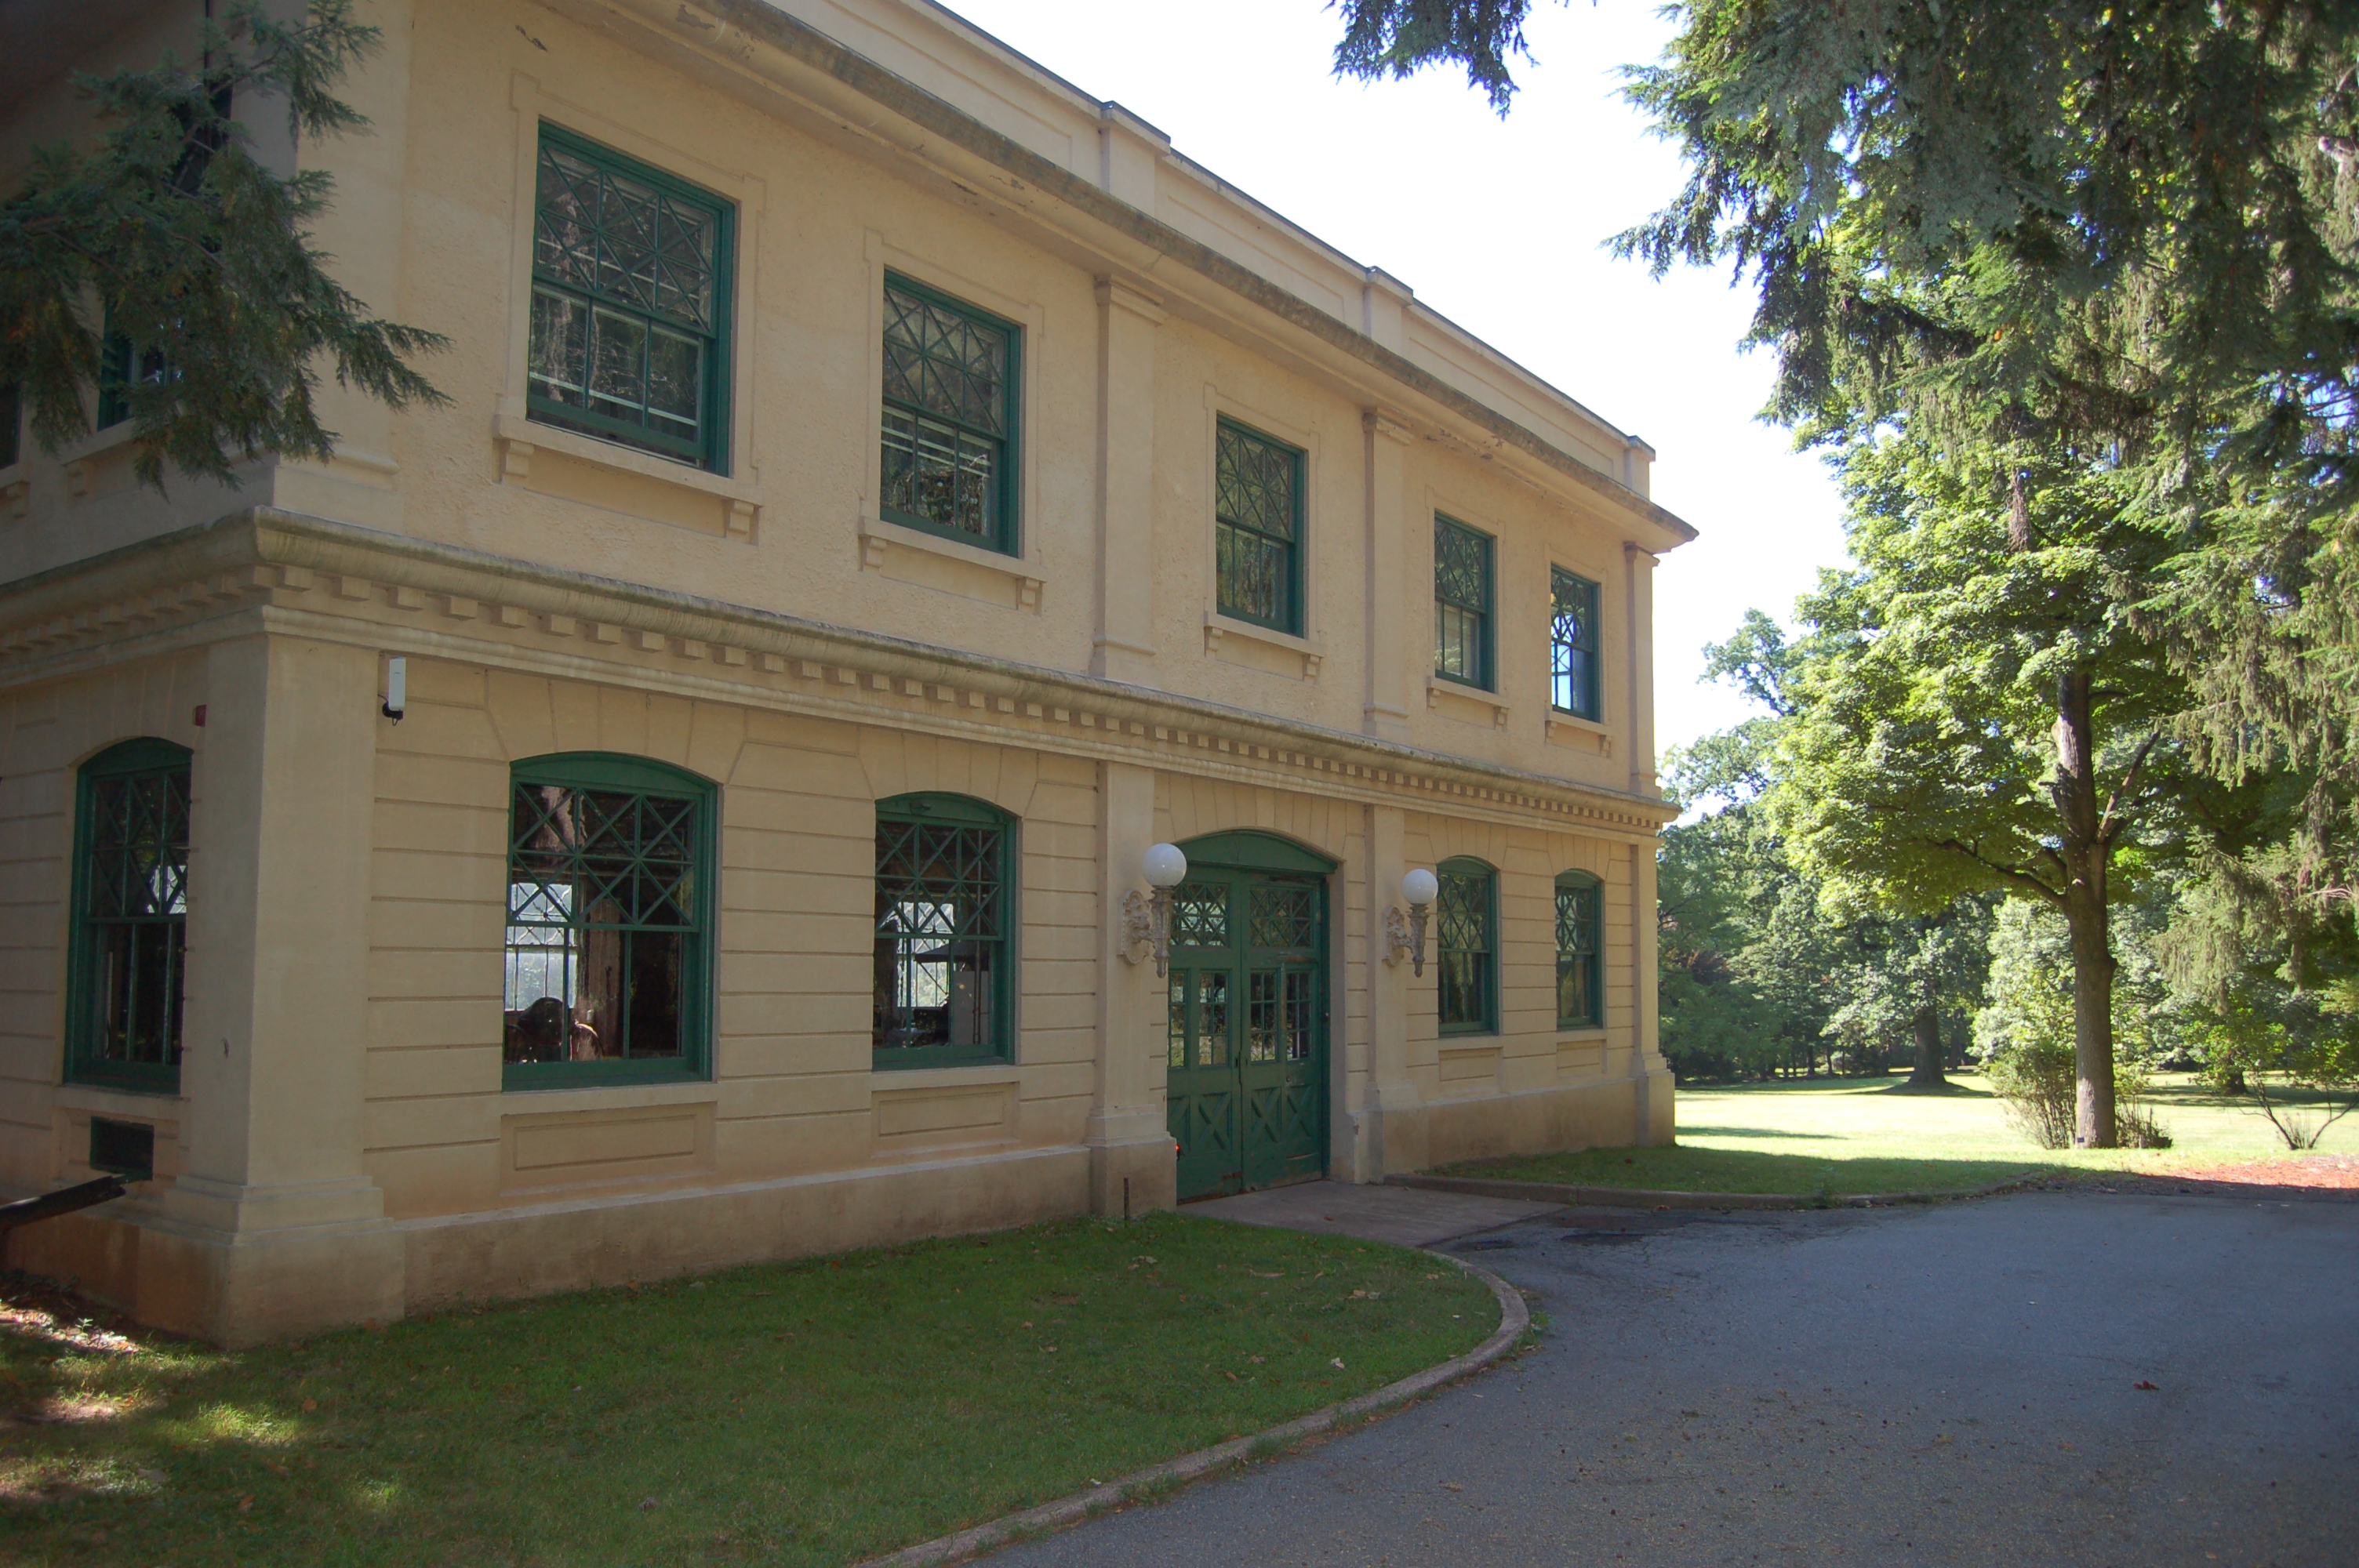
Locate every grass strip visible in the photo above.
<box><xmin>0</xmin><ymin>1212</ymin><xmax>1495</xmax><ymax>1567</ymax></box>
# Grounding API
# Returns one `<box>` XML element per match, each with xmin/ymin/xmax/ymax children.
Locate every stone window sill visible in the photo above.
<box><xmin>1203</xmin><ymin>611</ymin><xmax>1325</xmax><ymax>680</ymax></box>
<box><xmin>1547</xmin><ymin>710</ymin><xmax>1614</xmax><ymax>756</ymax></box>
<box><xmin>494</xmin><ymin>413</ymin><xmax>760</xmax><ymax>539</ymax></box>
<box><xmin>858</xmin><ymin>514</ymin><xmax>1045</xmax><ymax>612</ymax></box>
<box><xmin>867</xmin><ymin>1063</ymin><xmax>1023</xmax><ymax>1090</ymax></box>
<box><xmin>53</xmin><ymin>1083</ymin><xmax>185</xmax><ymax>1116</ymax></box>
<box><xmin>1427</xmin><ymin>675</ymin><xmax>1508</xmax><ymax>729</ymax></box>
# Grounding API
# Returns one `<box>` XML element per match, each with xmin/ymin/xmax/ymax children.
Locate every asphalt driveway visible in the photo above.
<box><xmin>987</xmin><ymin>1189</ymin><xmax>2359</xmax><ymax>1567</ymax></box>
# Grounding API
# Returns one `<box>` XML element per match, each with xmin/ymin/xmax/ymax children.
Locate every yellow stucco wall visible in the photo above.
<box><xmin>0</xmin><ymin>0</ymin><xmax>1688</xmax><ymax>1341</ymax></box>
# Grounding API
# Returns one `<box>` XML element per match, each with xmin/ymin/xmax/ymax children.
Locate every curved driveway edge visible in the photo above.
<box><xmin>1389</xmin><ymin>1170</ymin><xmax>2044</xmax><ymax>1210</ymax></box>
<box><xmin>851</xmin><ymin>1251</ymin><xmax>1531</xmax><ymax>1568</ymax></box>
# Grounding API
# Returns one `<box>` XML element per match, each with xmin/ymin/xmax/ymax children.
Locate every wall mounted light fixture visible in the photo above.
<box><xmin>381</xmin><ymin>656</ymin><xmax>406</xmax><ymax>723</ymax></box>
<box><xmin>1383</xmin><ymin>867</ymin><xmax>1438</xmax><ymax>976</ymax></box>
<box><xmin>1120</xmin><ymin>841</ymin><xmax>1189</xmax><ymax>978</ymax></box>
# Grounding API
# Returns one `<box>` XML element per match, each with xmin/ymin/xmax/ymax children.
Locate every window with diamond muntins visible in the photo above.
<box><xmin>1434</xmin><ymin>515</ymin><xmax>1493</xmax><ymax>688</ymax></box>
<box><xmin>1436</xmin><ymin>858</ymin><xmax>1497</xmax><ymax>1034</ymax></box>
<box><xmin>1215</xmin><ymin>419</ymin><xmax>1304</xmax><ymax>632</ymax></box>
<box><xmin>880</xmin><ymin>278</ymin><xmax>1020</xmax><ymax>553</ymax></box>
<box><xmin>527</xmin><ymin>126</ymin><xmax>732</xmax><ymax>469</ymax></box>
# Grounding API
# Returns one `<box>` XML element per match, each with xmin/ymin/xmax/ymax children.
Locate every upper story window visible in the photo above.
<box><xmin>96</xmin><ymin>325</ymin><xmax>170</xmax><ymax>431</ymax></box>
<box><xmin>874</xmin><ymin>793</ymin><xmax>1013</xmax><ymax>1068</ymax></box>
<box><xmin>1434</xmin><ymin>515</ymin><xmax>1494</xmax><ymax>689</ymax></box>
<box><xmin>1215</xmin><ymin>418</ymin><xmax>1305</xmax><ymax>635</ymax></box>
<box><xmin>0</xmin><ymin>379</ymin><xmax>19</xmax><ymax>467</ymax></box>
<box><xmin>1551</xmin><ymin>568</ymin><xmax>1601</xmax><ymax>720</ymax></box>
<box><xmin>528</xmin><ymin>125</ymin><xmax>734</xmax><ymax>472</ymax></box>
<box><xmin>503</xmin><ymin>754</ymin><xmax>715</xmax><ymax>1089</ymax></box>
<box><xmin>1435</xmin><ymin>857</ymin><xmax>1498</xmax><ymax>1036</ymax></box>
<box><xmin>1556</xmin><ymin>870</ymin><xmax>1604</xmax><ymax>1030</ymax></box>
<box><xmin>69</xmin><ymin>739</ymin><xmax>192</xmax><ymax>1093</ymax></box>
<box><xmin>880</xmin><ymin>276</ymin><xmax>1022</xmax><ymax>554</ymax></box>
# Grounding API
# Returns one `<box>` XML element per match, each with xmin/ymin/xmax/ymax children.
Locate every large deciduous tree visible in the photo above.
<box><xmin>1772</xmin><ymin>434</ymin><xmax>2190</xmax><ymax>1144</ymax></box>
<box><xmin>0</xmin><ymin>0</ymin><xmax>444</xmax><ymax>489</ymax></box>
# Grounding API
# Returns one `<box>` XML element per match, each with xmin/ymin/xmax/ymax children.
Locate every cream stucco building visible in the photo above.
<box><xmin>0</xmin><ymin>0</ymin><xmax>1693</xmax><ymax>1344</ymax></box>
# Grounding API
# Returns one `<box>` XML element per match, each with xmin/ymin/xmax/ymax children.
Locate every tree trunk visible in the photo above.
<box><xmin>2052</xmin><ymin>670</ymin><xmax>2118</xmax><ymax>1147</ymax></box>
<box><xmin>1909</xmin><ymin>1004</ymin><xmax>1946</xmax><ymax>1088</ymax></box>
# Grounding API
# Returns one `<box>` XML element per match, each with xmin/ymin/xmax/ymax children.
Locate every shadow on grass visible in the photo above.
<box><xmin>1874</xmin><ymin>1080</ymin><xmax>1993</xmax><ymax>1098</ymax></box>
<box><xmin>1673</xmin><ymin>1125</ymin><xmax>1842</xmax><ymax>1141</ymax></box>
<box><xmin>1445</xmin><ymin>1144</ymin><xmax>2046</xmax><ymax>1196</ymax></box>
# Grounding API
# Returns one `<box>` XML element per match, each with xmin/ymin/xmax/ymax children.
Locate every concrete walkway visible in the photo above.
<box><xmin>993</xmin><ymin>1189</ymin><xmax>2359</xmax><ymax>1566</ymax></box>
<box><xmin>1186</xmin><ymin>1179</ymin><xmax>1566</xmax><ymax>1248</ymax></box>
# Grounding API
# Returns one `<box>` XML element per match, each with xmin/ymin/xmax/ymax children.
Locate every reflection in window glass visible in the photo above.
<box><xmin>73</xmin><ymin>745</ymin><xmax>192</xmax><ymax>1085</ymax></box>
<box><xmin>872</xmin><ymin>801</ymin><xmax>1009</xmax><ymax>1063</ymax></box>
<box><xmin>503</xmin><ymin>779</ymin><xmax>700</xmax><ymax>1065</ymax></box>
<box><xmin>1437</xmin><ymin>862</ymin><xmax>1496</xmax><ymax>1033</ymax></box>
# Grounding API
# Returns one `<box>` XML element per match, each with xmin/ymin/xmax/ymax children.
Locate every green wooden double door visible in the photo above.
<box><xmin>1165</xmin><ymin>865</ymin><xmax>1329</xmax><ymax>1200</ymax></box>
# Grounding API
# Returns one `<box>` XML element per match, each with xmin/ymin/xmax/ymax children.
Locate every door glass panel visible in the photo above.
<box><xmin>1170</xmin><ymin>883</ymin><xmax>1230</xmax><ymax>948</ymax></box>
<box><xmin>1169</xmin><ymin>973</ymin><xmax>1189</xmax><ymax>1069</ymax></box>
<box><xmin>1198</xmin><ymin>971</ymin><xmax>1229</xmax><ymax>1065</ymax></box>
<box><xmin>1249</xmin><ymin>885</ymin><xmax>1315</xmax><ymax>950</ymax></box>
<box><xmin>1284</xmin><ymin>968</ymin><xmax>1315</xmax><ymax>1061</ymax></box>
<box><xmin>1247</xmin><ymin>970</ymin><xmax>1281</xmax><ymax>1061</ymax></box>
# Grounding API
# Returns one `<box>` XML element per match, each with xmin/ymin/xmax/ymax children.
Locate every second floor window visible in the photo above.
<box><xmin>1215</xmin><ymin>418</ymin><xmax>1305</xmax><ymax>634</ymax></box>
<box><xmin>880</xmin><ymin>277</ymin><xmax>1020</xmax><ymax>553</ymax></box>
<box><xmin>0</xmin><ymin>379</ymin><xmax>19</xmax><ymax>467</ymax></box>
<box><xmin>1552</xmin><ymin>568</ymin><xmax>1601</xmax><ymax>720</ymax></box>
<box><xmin>528</xmin><ymin>125</ymin><xmax>733</xmax><ymax>471</ymax></box>
<box><xmin>1434</xmin><ymin>515</ymin><xmax>1493</xmax><ymax>688</ymax></box>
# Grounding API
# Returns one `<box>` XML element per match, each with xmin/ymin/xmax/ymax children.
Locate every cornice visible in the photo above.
<box><xmin>0</xmin><ymin>510</ymin><xmax>1678</xmax><ymax>836</ymax></box>
<box><xmin>562</xmin><ymin>0</ymin><xmax>1698</xmax><ymax>548</ymax></box>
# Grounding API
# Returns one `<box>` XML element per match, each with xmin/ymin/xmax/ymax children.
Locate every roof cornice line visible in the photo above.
<box><xmin>599</xmin><ymin>0</ymin><xmax>1698</xmax><ymax>545</ymax></box>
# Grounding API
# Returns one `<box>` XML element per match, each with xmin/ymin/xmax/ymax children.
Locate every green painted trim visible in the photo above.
<box><xmin>1432</xmin><ymin>513</ymin><xmax>1495</xmax><ymax>691</ymax></box>
<box><xmin>1176</xmin><ymin>829</ymin><xmax>1338</xmax><ymax>876</ymax></box>
<box><xmin>527</xmin><ymin>122</ymin><xmax>737</xmax><ymax>476</ymax></box>
<box><xmin>1436</xmin><ymin>856</ymin><xmax>1499</xmax><ymax>1038</ymax></box>
<box><xmin>64</xmin><ymin>738</ymin><xmax>192</xmax><ymax>1094</ymax></box>
<box><xmin>872</xmin><ymin>792</ymin><xmax>1017</xmax><ymax>1070</ymax></box>
<box><xmin>1553</xmin><ymin>869</ymin><xmax>1605</xmax><ymax>1032</ymax></box>
<box><xmin>500</xmin><ymin>752</ymin><xmax>718</xmax><ymax>1091</ymax></box>
<box><xmin>1550</xmin><ymin>567</ymin><xmax>1602</xmax><ymax>720</ymax></box>
<box><xmin>1213</xmin><ymin>417</ymin><xmax>1306</xmax><ymax>637</ymax></box>
<box><xmin>879</xmin><ymin>272</ymin><xmax>1023</xmax><ymax>558</ymax></box>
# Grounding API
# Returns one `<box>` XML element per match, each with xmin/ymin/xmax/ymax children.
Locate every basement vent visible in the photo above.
<box><xmin>89</xmin><ymin>1118</ymin><xmax>154</xmax><ymax>1181</ymax></box>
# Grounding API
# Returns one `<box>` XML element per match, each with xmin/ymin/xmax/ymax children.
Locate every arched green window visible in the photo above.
<box><xmin>1556</xmin><ymin>869</ymin><xmax>1605</xmax><ymax>1031</ymax></box>
<box><xmin>503</xmin><ymin>753</ymin><xmax>715</xmax><ymax>1089</ymax></box>
<box><xmin>874</xmin><ymin>793</ymin><xmax>1014</xmax><ymax>1068</ymax></box>
<box><xmin>1435</xmin><ymin>856</ymin><xmax>1497</xmax><ymax>1036</ymax></box>
<box><xmin>67</xmin><ymin>739</ymin><xmax>192</xmax><ymax>1091</ymax></box>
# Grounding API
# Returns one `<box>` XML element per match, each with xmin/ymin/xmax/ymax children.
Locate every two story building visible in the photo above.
<box><xmin>0</xmin><ymin>0</ymin><xmax>1693</xmax><ymax>1344</ymax></box>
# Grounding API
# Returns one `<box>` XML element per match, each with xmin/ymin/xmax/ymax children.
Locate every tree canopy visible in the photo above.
<box><xmin>0</xmin><ymin>0</ymin><xmax>445</xmax><ymax>488</ymax></box>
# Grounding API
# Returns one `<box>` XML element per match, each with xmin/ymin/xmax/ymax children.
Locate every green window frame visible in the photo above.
<box><xmin>1551</xmin><ymin>568</ymin><xmax>1601</xmax><ymax>720</ymax></box>
<box><xmin>66</xmin><ymin>739</ymin><xmax>192</xmax><ymax>1093</ymax></box>
<box><xmin>1215</xmin><ymin>417</ymin><xmax>1306</xmax><ymax>634</ymax></box>
<box><xmin>96</xmin><ymin>326</ymin><xmax>171</xmax><ymax>432</ymax></box>
<box><xmin>1</xmin><ymin>379</ymin><xmax>21</xmax><ymax>468</ymax></box>
<box><xmin>879</xmin><ymin>274</ymin><xmax>1023</xmax><ymax>554</ymax></box>
<box><xmin>874</xmin><ymin>793</ymin><xmax>1015</xmax><ymax>1069</ymax></box>
<box><xmin>527</xmin><ymin>123</ymin><xmax>735</xmax><ymax>472</ymax></box>
<box><xmin>503</xmin><ymin>753</ymin><xmax>716</xmax><ymax>1091</ymax></box>
<box><xmin>1435</xmin><ymin>856</ymin><xmax>1498</xmax><ymax>1036</ymax></box>
<box><xmin>1434</xmin><ymin>514</ymin><xmax>1495</xmax><ymax>689</ymax></box>
<box><xmin>1555</xmin><ymin>870</ymin><xmax>1605</xmax><ymax>1031</ymax></box>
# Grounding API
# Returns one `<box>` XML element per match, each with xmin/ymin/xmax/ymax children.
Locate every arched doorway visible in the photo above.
<box><xmin>1164</xmin><ymin>831</ymin><xmax>1334</xmax><ymax>1200</ymax></box>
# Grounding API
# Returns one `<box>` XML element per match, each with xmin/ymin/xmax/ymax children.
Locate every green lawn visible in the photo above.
<box><xmin>1447</xmin><ymin>1072</ymin><xmax>2359</xmax><ymax>1196</ymax></box>
<box><xmin>0</xmin><ymin>1214</ymin><xmax>1496</xmax><ymax>1568</ymax></box>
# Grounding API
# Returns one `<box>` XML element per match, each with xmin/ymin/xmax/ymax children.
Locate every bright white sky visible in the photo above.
<box><xmin>945</xmin><ymin>0</ymin><xmax>1846</xmax><ymax>753</ymax></box>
